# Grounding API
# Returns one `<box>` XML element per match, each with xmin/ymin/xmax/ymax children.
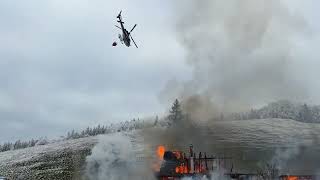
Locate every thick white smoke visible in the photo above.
<box><xmin>272</xmin><ymin>145</ymin><xmax>301</xmax><ymax>173</ymax></box>
<box><xmin>181</xmin><ymin>170</ymin><xmax>229</xmax><ymax>180</ymax></box>
<box><xmin>85</xmin><ymin>133</ymin><xmax>155</xmax><ymax>180</ymax></box>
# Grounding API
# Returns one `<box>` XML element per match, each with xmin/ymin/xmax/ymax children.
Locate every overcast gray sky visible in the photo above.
<box><xmin>0</xmin><ymin>0</ymin><xmax>191</xmax><ymax>142</ymax></box>
<box><xmin>0</xmin><ymin>0</ymin><xmax>319</xmax><ymax>142</ymax></box>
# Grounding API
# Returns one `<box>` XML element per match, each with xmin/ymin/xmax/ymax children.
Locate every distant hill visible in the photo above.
<box><xmin>230</xmin><ymin>100</ymin><xmax>320</xmax><ymax>123</ymax></box>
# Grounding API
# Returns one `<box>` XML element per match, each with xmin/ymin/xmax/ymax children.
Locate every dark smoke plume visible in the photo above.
<box><xmin>160</xmin><ymin>0</ymin><xmax>310</xmax><ymax>116</ymax></box>
<box><xmin>151</xmin><ymin>0</ymin><xmax>319</xmax><ymax>175</ymax></box>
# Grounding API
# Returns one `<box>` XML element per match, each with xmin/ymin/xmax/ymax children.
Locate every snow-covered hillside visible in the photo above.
<box><xmin>231</xmin><ymin>100</ymin><xmax>320</xmax><ymax>123</ymax></box>
<box><xmin>0</xmin><ymin>119</ymin><xmax>319</xmax><ymax>179</ymax></box>
<box><xmin>0</xmin><ymin>136</ymin><xmax>98</xmax><ymax>180</ymax></box>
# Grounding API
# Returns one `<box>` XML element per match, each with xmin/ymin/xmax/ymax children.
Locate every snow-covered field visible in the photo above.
<box><xmin>0</xmin><ymin>136</ymin><xmax>98</xmax><ymax>180</ymax></box>
<box><xmin>0</xmin><ymin>119</ymin><xmax>319</xmax><ymax>179</ymax></box>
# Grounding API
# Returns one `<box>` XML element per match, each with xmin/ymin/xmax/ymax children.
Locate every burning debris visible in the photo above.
<box><xmin>279</xmin><ymin>176</ymin><xmax>316</xmax><ymax>180</ymax></box>
<box><xmin>154</xmin><ymin>144</ymin><xmax>232</xmax><ymax>179</ymax></box>
<box><xmin>153</xmin><ymin>144</ymin><xmax>320</xmax><ymax>180</ymax></box>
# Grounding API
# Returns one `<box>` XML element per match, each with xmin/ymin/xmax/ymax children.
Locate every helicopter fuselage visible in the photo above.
<box><xmin>122</xmin><ymin>30</ymin><xmax>131</xmax><ymax>47</ymax></box>
<box><xmin>118</xmin><ymin>20</ymin><xmax>131</xmax><ymax>47</ymax></box>
<box><xmin>115</xmin><ymin>11</ymin><xmax>138</xmax><ymax>48</ymax></box>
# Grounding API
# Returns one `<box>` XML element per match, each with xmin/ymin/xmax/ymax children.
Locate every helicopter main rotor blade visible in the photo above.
<box><xmin>129</xmin><ymin>24</ymin><xmax>137</xmax><ymax>34</ymax></box>
<box><xmin>130</xmin><ymin>35</ymin><xmax>138</xmax><ymax>48</ymax></box>
<box><xmin>115</xmin><ymin>25</ymin><xmax>122</xmax><ymax>30</ymax></box>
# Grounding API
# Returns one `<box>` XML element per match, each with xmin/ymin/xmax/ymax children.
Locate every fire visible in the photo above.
<box><xmin>157</xmin><ymin>145</ymin><xmax>165</xmax><ymax>160</ymax></box>
<box><xmin>156</xmin><ymin>144</ymin><xmax>227</xmax><ymax>177</ymax></box>
<box><xmin>175</xmin><ymin>166</ymin><xmax>179</xmax><ymax>173</ymax></box>
<box><xmin>153</xmin><ymin>145</ymin><xmax>166</xmax><ymax>172</ymax></box>
<box><xmin>287</xmin><ymin>176</ymin><xmax>298</xmax><ymax>180</ymax></box>
<box><xmin>175</xmin><ymin>164</ymin><xmax>188</xmax><ymax>174</ymax></box>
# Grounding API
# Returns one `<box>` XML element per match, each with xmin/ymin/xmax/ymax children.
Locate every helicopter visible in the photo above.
<box><xmin>113</xmin><ymin>11</ymin><xmax>138</xmax><ymax>48</ymax></box>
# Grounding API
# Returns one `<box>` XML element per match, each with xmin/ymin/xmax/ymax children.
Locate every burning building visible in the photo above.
<box><xmin>154</xmin><ymin>144</ymin><xmax>232</xmax><ymax>179</ymax></box>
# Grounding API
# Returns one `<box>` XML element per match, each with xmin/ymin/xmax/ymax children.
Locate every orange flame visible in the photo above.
<box><xmin>287</xmin><ymin>176</ymin><xmax>298</xmax><ymax>180</ymax></box>
<box><xmin>175</xmin><ymin>166</ymin><xmax>179</xmax><ymax>173</ymax></box>
<box><xmin>175</xmin><ymin>163</ymin><xmax>189</xmax><ymax>174</ymax></box>
<box><xmin>157</xmin><ymin>145</ymin><xmax>165</xmax><ymax>160</ymax></box>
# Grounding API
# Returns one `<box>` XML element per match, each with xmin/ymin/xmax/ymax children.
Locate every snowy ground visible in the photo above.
<box><xmin>0</xmin><ymin>119</ymin><xmax>319</xmax><ymax>179</ymax></box>
<box><xmin>0</xmin><ymin>136</ymin><xmax>98</xmax><ymax>180</ymax></box>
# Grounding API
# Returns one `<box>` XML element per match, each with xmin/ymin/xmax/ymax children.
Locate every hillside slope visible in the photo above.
<box><xmin>0</xmin><ymin>137</ymin><xmax>98</xmax><ymax>180</ymax></box>
<box><xmin>0</xmin><ymin>119</ymin><xmax>319</xmax><ymax>179</ymax></box>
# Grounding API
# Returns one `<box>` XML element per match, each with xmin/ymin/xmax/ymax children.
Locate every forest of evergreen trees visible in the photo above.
<box><xmin>230</xmin><ymin>100</ymin><xmax>320</xmax><ymax>123</ymax></box>
<box><xmin>0</xmin><ymin>117</ymin><xmax>157</xmax><ymax>153</ymax></box>
<box><xmin>65</xmin><ymin>118</ymin><xmax>156</xmax><ymax>140</ymax></box>
<box><xmin>0</xmin><ymin>138</ymin><xmax>47</xmax><ymax>152</ymax></box>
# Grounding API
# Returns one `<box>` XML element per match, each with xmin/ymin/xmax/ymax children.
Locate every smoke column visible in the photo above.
<box><xmin>85</xmin><ymin>133</ymin><xmax>155</xmax><ymax>180</ymax></box>
<box><xmin>160</xmin><ymin>0</ymin><xmax>311</xmax><ymax>117</ymax></box>
<box><xmin>152</xmin><ymin>0</ymin><xmax>320</xmax><ymax>175</ymax></box>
